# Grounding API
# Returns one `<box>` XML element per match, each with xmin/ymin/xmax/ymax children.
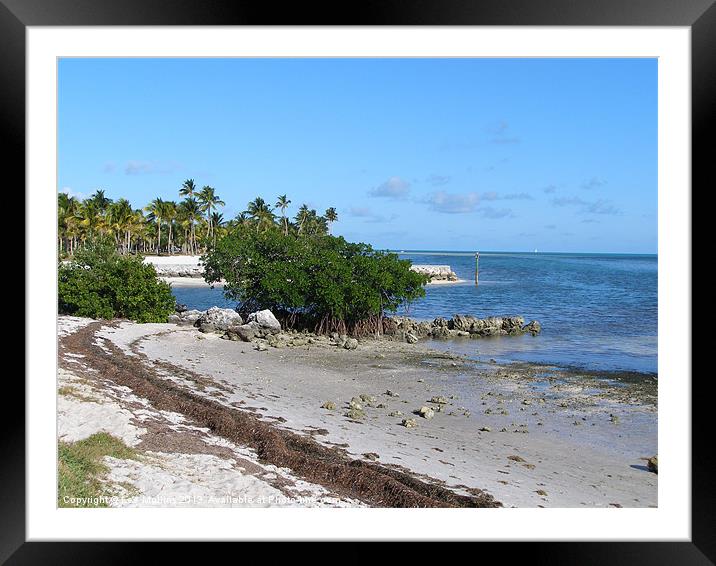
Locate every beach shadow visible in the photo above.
<box><xmin>630</xmin><ymin>464</ymin><xmax>651</xmax><ymax>472</ymax></box>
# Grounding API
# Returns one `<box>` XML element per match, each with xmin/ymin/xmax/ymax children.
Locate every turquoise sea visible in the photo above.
<box><xmin>171</xmin><ymin>251</ymin><xmax>658</xmax><ymax>374</ymax></box>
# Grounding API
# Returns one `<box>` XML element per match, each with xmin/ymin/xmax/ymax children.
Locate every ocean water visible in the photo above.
<box><xmin>170</xmin><ymin>251</ymin><xmax>658</xmax><ymax>374</ymax></box>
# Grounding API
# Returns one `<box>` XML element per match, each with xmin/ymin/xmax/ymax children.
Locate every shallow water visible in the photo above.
<box><xmin>170</xmin><ymin>251</ymin><xmax>657</xmax><ymax>374</ymax></box>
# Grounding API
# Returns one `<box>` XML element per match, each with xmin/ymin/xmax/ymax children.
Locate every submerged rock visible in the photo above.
<box><xmin>523</xmin><ymin>320</ymin><xmax>542</xmax><ymax>335</ymax></box>
<box><xmin>384</xmin><ymin>313</ymin><xmax>541</xmax><ymax>340</ymax></box>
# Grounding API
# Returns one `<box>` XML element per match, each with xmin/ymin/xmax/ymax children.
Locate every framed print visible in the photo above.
<box><xmin>5</xmin><ymin>0</ymin><xmax>710</xmax><ymax>559</ymax></box>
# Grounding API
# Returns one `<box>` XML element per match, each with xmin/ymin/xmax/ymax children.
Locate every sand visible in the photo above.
<box><xmin>57</xmin><ymin>316</ymin><xmax>657</xmax><ymax>508</ymax></box>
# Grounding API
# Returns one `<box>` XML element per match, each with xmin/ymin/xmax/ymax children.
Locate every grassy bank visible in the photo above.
<box><xmin>58</xmin><ymin>432</ymin><xmax>140</xmax><ymax>508</ymax></box>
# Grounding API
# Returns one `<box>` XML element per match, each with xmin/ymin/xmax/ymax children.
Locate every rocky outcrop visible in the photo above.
<box><xmin>167</xmin><ymin>309</ymin><xmax>203</xmax><ymax>326</ymax></box>
<box><xmin>168</xmin><ymin>305</ymin><xmax>540</xmax><ymax>348</ymax></box>
<box><xmin>410</xmin><ymin>265</ymin><xmax>458</xmax><ymax>282</ymax></box>
<box><xmin>247</xmin><ymin>309</ymin><xmax>282</xmax><ymax>334</ymax></box>
<box><xmin>382</xmin><ymin>314</ymin><xmax>542</xmax><ymax>343</ymax></box>
<box><xmin>195</xmin><ymin>307</ymin><xmax>244</xmax><ymax>333</ymax></box>
<box><xmin>143</xmin><ymin>256</ymin><xmax>203</xmax><ymax>278</ymax></box>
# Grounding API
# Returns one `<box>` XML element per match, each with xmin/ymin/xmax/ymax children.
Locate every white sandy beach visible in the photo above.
<box><xmin>58</xmin><ymin>315</ymin><xmax>657</xmax><ymax>508</ymax></box>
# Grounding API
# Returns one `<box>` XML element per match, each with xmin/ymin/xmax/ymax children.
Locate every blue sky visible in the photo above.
<box><xmin>58</xmin><ymin>58</ymin><xmax>657</xmax><ymax>253</ymax></box>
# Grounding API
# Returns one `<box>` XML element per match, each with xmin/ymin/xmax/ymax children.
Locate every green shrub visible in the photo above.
<box><xmin>58</xmin><ymin>238</ymin><xmax>176</xmax><ymax>322</ymax></box>
<box><xmin>202</xmin><ymin>227</ymin><xmax>428</xmax><ymax>334</ymax></box>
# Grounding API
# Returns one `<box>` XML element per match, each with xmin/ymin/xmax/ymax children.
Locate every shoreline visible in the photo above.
<box><xmin>58</xmin><ymin>315</ymin><xmax>657</xmax><ymax>508</ymax></box>
<box><xmin>162</xmin><ymin>276</ymin><xmax>467</xmax><ymax>288</ymax></box>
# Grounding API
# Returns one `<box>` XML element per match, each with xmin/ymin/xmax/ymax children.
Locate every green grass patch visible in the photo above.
<box><xmin>58</xmin><ymin>432</ymin><xmax>140</xmax><ymax>508</ymax></box>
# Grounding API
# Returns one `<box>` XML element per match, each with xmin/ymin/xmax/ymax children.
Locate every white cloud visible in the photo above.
<box><xmin>368</xmin><ymin>176</ymin><xmax>411</xmax><ymax>199</ymax></box>
<box><xmin>426</xmin><ymin>191</ymin><xmax>480</xmax><ymax>214</ymax></box>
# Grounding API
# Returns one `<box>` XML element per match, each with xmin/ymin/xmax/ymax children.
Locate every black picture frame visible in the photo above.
<box><xmin>6</xmin><ymin>0</ymin><xmax>708</xmax><ymax>560</ymax></box>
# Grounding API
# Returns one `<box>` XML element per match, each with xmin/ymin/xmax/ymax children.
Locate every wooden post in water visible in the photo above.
<box><xmin>475</xmin><ymin>252</ymin><xmax>480</xmax><ymax>286</ymax></box>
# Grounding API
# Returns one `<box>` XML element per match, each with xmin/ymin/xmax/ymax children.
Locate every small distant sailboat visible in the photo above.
<box><xmin>533</xmin><ymin>248</ymin><xmax>538</xmax><ymax>253</ymax></box>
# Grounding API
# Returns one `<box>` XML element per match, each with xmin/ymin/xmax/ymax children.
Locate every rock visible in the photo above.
<box><xmin>388</xmin><ymin>411</ymin><xmax>403</xmax><ymax>417</ymax></box>
<box><xmin>385</xmin><ymin>389</ymin><xmax>399</xmax><ymax>397</ymax></box>
<box><xmin>226</xmin><ymin>323</ymin><xmax>259</xmax><ymax>342</ymax></box>
<box><xmin>501</xmin><ymin>316</ymin><xmax>525</xmax><ymax>334</ymax></box>
<box><xmin>418</xmin><ymin>406</ymin><xmax>435</xmax><ymax>419</ymax></box>
<box><xmin>432</xmin><ymin>316</ymin><xmax>449</xmax><ymax>328</ymax></box>
<box><xmin>346</xmin><ymin>407</ymin><xmax>365</xmax><ymax>420</ymax></box>
<box><xmin>195</xmin><ymin>307</ymin><xmax>244</xmax><ymax>333</ymax></box>
<box><xmin>647</xmin><ymin>455</ymin><xmax>658</xmax><ymax>473</ymax></box>
<box><xmin>402</xmin><ymin>418</ymin><xmax>418</xmax><ymax>428</ymax></box>
<box><xmin>343</xmin><ymin>338</ymin><xmax>359</xmax><ymax>350</ymax></box>
<box><xmin>359</xmin><ymin>394</ymin><xmax>377</xmax><ymax>407</ymax></box>
<box><xmin>430</xmin><ymin>396</ymin><xmax>449</xmax><ymax>405</ymax></box>
<box><xmin>410</xmin><ymin>265</ymin><xmax>458</xmax><ymax>282</ymax></box>
<box><xmin>254</xmin><ymin>341</ymin><xmax>268</xmax><ymax>351</ymax></box>
<box><xmin>430</xmin><ymin>326</ymin><xmax>451</xmax><ymax>338</ymax></box>
<box><xmin>522</xmin><ymin>399</ymin><xmax>532</xmax><ymax>406</ymax></box>
<box><xmin>247</xmin><ymin>309</ymin><xmax>281</xmax><ymax>334</ymax></box>
<box><xmin>349</xmin><ymin>397</ymin><xmax>363</xmax><ymax>411</ymax></box>
<box><xmin>321</xmin><ymin>401</ymin><xmax>336</xmax><ymax>410</ymax></box>
<box><xmin>610</xmin><ymin>414</ymin><xmax>620</xmax><ymax>424</ymax></box>
<box><xmin>405</xmin><ymin>332</ymin><xmax>419</xmax><ymax>344</ymax></box>
<box><xmin>169</xmin><ymin>309</ymin><xmax>203</xmax><ymax>325</ymax></box>
<box><xmin>523</xmin><ymin>320</ymin><xmax>542</xmax><ymax>335</ymax></box>
<box><xmin>479</xmin><ymin>426</ymin><xmax>491</xmax><ymax>432</ymax></box>
<box><xmin>175</xmin><ymin>303</ymin><xmax>188</xmax><ymax>313</ymax></box>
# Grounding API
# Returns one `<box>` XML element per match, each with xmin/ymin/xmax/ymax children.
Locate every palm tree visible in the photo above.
<box><xmin>245</xmin><ymin>197</ymin><xmax>275</xmax><ymax>234</ymax></box>
<box><xmin>90</xmin><ymin>189</ymin><xmax>112</xmax><ymax>214</ymax></box>
<box><xmin>324</xmin><ymin>207</ymin><xmax>338</xmax><ymax>234</ymax></box>
<box><xmin>210</xmin><ymin>212</ymin><xmax>225</xmax><ymax>246</ymax></box>
<box><xmin>129</xmin><ymin>209</ymin><xmax>147</xmax><ymax>254</ymax></box>
<box><xmin>198</xmin><ymin>186</ymin><xmax>225</xmax><ymax>239</ymax></box>
<box><xmin>179</xmin><ymin>179</ymin><xmax>197</xmax><ymax>199</ymax></box>
<box><xmin>76</xmin><ymin>200</ymin><xmax>101</xmax><ymax>242</ymax></box>
<box><xmin>276</xmin><ymin>194</ymin><xmax>291</xmax><ymax>236</ymax></box>
<box><xmin>58</xmin><ymin>192</ymin><xmax>79</xmax><ymax>254</ymax></box>
<box><xmin>295</xmin><ymin>204</ymin><xmax>310</xmax><ymax>235</ymax></box>
<box><xmin>163</xmin><ymin>200</ymin><xmax>178</xmax><ymax>254</ymax></box>
<box><xmin>107</xmin><ymin>198</ymin><xmax>133</xmax><ymax>253</ymax></box>
<box><xmin>179</xmin><ymin>197</ymin><xmax>202</xmax><ymax>255</ymax></box>
<box><xmin>179</xmin><ymin>179</ymin><xmax>198</xmax><ymax>252</ymax></box>
<box><xmin>144</xmin><ymin>198</ymin><xmax>165</xmax><ymax>254</ymax></box>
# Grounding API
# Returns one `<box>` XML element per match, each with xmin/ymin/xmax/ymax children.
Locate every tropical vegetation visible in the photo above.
<box><xmin>58</xmin><ymin>181</ymin><xmax>428</xmax><ymax>332</ymax></box>
<box><xmin>58</xmin><ymin>180</ymin><xmax>339</xmax><ymax>257</ymax></box>
<box><xmin>58</xmin><ymin>238</ymin><xmax>176</xmax><ymax>322</ymax></box>
<box><xmin>203</xmin><ymin>227</ymin><xmax>428</xmax><ymax>335</ymax></box>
